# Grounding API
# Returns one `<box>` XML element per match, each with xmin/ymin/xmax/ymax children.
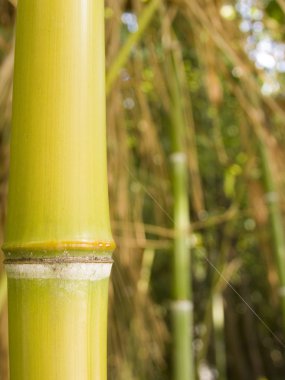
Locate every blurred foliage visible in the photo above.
<box><xmin>1</xmin><ymin>0</ymin><xmax>285</xmax><ymax>379</ymax></box>
<box><xmin>265</xmin><ymin>1</ymin><xmax>285</xmax><ymax>25</ymax></box>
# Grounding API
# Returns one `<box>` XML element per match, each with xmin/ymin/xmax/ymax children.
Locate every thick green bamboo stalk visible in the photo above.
<box><xmin>3</xmin><ymin>1</ymin><xmax>114</xmax><ymax>379</ymax></box>
<box><xmin>166</xmin><ymin>49</ymin><xmax>195</xmax><ymax>380</ymax></box>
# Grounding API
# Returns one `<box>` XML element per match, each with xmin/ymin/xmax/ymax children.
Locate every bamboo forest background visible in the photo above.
<box><xmin>1</xmin><ymin>0</ymin><xmax>285</xmax><ymax>379</ymax></box>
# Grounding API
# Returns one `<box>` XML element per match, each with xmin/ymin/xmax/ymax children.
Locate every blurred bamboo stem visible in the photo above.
<box><xmin>235</xmin><ymin>81</ymin><xmax>285</xmax><ymax>327</ymax></box>
<box><xmin>174</xmin><ymin>40</ymin><xmax>205</xmax><ymax>216</ymax></box>
<box><xmin>197</xmin><ymin>258</ymin><xmax>241</xmax><ymax>366</ymax></box>
<box><xmin>106</xmin><ymin>0</ymin><xmax>160</xmax><ymax>94</ymax></box>
<box><xmin>0</xmin><ymin>273</ymin><xmax>7</xmax><ymax>314</ymax></box>
<box><xmin>211</xmin><ymin>108</ymin><xmax>228</xmax><ymax>166</ymax></box>
<box><xmin>167</xmin><ymin>48</ymin><xmax>195</xmax><ymax>380</ymax></box>
<box><xmin>3</xmin><ymin>1</ymin><xmax>114</xmax><ymax>379</ymax></box>
<box><xmin>258</xmin><ymin>139</ymin><xmax>285</xmax><ymax>326</ymax></box>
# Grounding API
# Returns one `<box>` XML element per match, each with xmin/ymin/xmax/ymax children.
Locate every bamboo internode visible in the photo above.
<box><xmin>3</xmin><ymin>0</ymin><xmax>114</xmax><ymax>258</ymax></box>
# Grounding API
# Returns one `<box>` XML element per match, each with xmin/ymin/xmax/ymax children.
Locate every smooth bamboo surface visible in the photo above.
<box><xmin>8</xmin><ymin>273</ymin><xmax>109</xmax><ymax>380</ymax></box>
<box><xmin>3</xmin><ymin>0</ymin><xmax>114</xmax><ymax>256</ymax></box>
<box><xmin>3</xmin><ymin>1</ymin><xmax>114</xmax><ymax>379</ymax></box>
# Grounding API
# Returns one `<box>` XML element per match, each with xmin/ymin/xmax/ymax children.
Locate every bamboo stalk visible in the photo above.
<box><xmin>235</xmin><ymin>84</ymin><xmax>285</xmax><ymax>328</ymax></box>
<box><xmin>3</xmin><ymin>1</ymin><xmax>114</xmax><ymax>379</ymax></box>
<box><xmin>166</xmin><ymin>43</ymin><xmax>195</xmax><ymax>380</ymax></box>
<box><xmin>258</xmin><ymin>139</ymin><xmax>285</xmax><ymax>326</ymax></box>
<box><xmin>167</xmin><ymin>35</ymin><xmax>205</xmax><ymax>217</ymax></box>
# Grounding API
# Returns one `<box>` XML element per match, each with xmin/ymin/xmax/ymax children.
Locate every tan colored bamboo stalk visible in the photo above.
<box><xmin>3</xmin><ymin>0</ymin><xmax>114</xmax><ymax>379</ymax></box>
<box><xmin>0</xmin><ymin>272</ymin><xmax>7</xmax><ymax>313</ymax></box>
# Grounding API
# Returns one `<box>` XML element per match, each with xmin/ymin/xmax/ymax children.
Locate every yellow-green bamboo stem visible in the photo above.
<box><xmin>166</xmin><ymin>48</ymin><xmax>195</xmax><ymax>380</ymax></box>
<box><xmin>0</xmin><ymin>272</ymin><xmax>7</xmax><ymax>313</ymax></box>
<box><xmin>4</xmin><ymin>0</ymin><xmax>113</xmax><ymax>254</ymax></box>
<box><xmin>6</xmin><ymin>263</ymin><xmax>111</xmax><ymax>380</ymax></box>
<box><xmin>3</xmin><ymin>0</ymin><xmax>114</xmax><ymax>379</ymax></box>
<box><xmin>258</xmin><ymin>139</ymin><xmax>285</xmax><ymax>326</ymax></box>
<box><xmin>106</xmin><ymin>0</ymin><xmax>160</xmax><ymax>95</ymax></box>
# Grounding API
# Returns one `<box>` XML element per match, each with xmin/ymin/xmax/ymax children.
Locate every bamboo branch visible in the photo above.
<box><xmin>106</xmin><ymin>0</ymin><xmax>160</xmax><ymax>94</ymax></box>
<box><xmin>112</xmin><ymin>204</ymin><xmax>239</xmax><ymax>238</ymax></box>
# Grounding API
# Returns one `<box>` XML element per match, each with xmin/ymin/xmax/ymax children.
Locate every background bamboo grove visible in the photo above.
<box><xmin>1</xmin><ymin>0</ymin><xmax>285</xmax><ymax>379</ymax></box>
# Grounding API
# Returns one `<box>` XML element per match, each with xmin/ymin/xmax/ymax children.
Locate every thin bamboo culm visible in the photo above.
<box><xmin>3</xmin><ymin>1</ymin><xmax>114</xmax><ymax>379</ymax></box>
<box><xmin>258</xmin><ymin>139</ymin><xmax>285</xmax><ymax>327</ymax></box>
<box><xmin>166</xmin><ymin>48</ymin><xmax>195</xmax><ymax>380</ymax></box>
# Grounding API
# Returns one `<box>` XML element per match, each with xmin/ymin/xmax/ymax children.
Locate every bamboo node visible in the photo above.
<box><xmin>2</xmin><ymin>240</ymin><xmax>116</xmax><ymax>254</ymax></box>
<box><xmin>279</xmin><ymin>287</ymin><xmax>285</xmax><ymax>297</ymax></box>
<box><xmin>171</xmin><ymin>300</ymin><xmax>193</xmax><ymax>311</ymax></box>
<box><xmin>169</xmin><ymin>152</ymin><xmax>187</xmax><ymax>163</ymax></box>
<box><xmin>5</xmin><ymin>262</ymin><xmax>113</xmax><ymax>281</ymax></box>
<box><xmin>4</xmin><ymin>256</ymin><xmax>113</xmax><ymax>265</ymax></box>
<box><xmin>264</xmin><ymin>191</ymin><xmax>279</xmax><ymax>204</ymax></box>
